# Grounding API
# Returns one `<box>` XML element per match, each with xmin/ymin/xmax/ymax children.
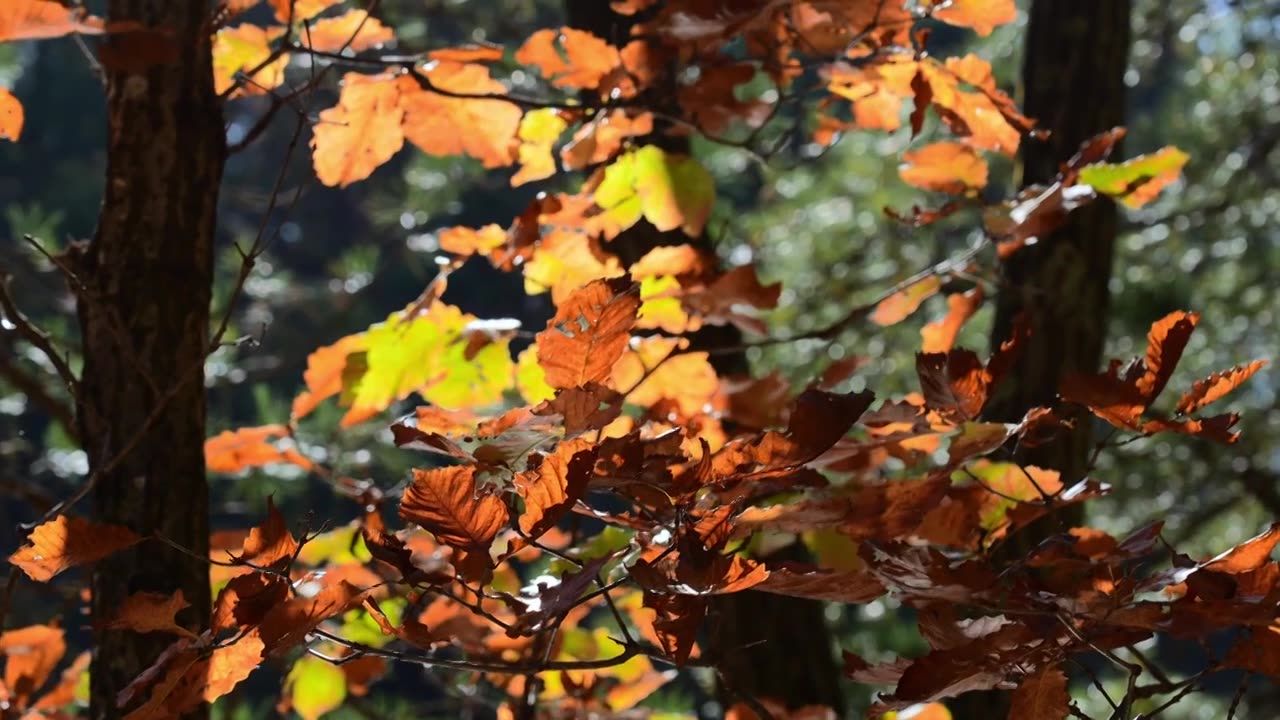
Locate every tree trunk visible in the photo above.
<box><xmin>562</xmin><ymin>3</ymin><xmax>844</xmax><ymax>712</ymax></box>
<box><xmin>952</xmin><ymin>2</ymin><xmax>1130</xmax><ymax>717</ymax></box>
<box><xmin>78</xmin><ymin>3</ymin><xmax>225</xmax><ymax>718</ymax></box>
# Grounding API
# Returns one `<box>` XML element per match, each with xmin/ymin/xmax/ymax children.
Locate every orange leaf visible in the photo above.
<box><xmin>0</xmin><ymin>625</ymin><xmax>65</xmax><ymax>708</ymax></box>
<box><xmin>0</xmin><ymin>0</ymin><xmax>103</xmax><ymax>42</ymax></box>
<box><xmin>926</xmin><ymin>0</ymin><xmax>1017</xmax><ymax>36</ymax></box>
<box><xmin>1008</xmin><ymin>665</ymin><xmax>1070</xmax><ymax>720</ymax></box>
<box><xmin>312</xmin><ymin>73</ymin><xmax>406</xmax><ymax>187</ymax></box>
<box><xmin>536</xmin><ymin>277</ymin><xmax>640</xmax><ymax>389</ymax></box>
<box><xmin>0</xmin><ymin>88</ymin><xmax>22</xmax><ymax>141</ymax></box>
<box><xmin>236</xmin><ymin>497</ymin><xmax>300</xmax><ymax>570</ymax></box>
<box><xmin>259</xmin><ymin>581</ymin><xmax>367</xmax><ymax>655</ymax></box>
<box><xmin>561</xmin><ymin>109</ymin><xmax>654</xmax><ymax>170</ymax></box>
<box><xmin>124</xmin><ymin>632</ymin><xmax>266</xmax><ymax>719</ymax></box>
<box><xmin>872</xmin><ymin>276</ymin><xmax>942</xmax><ymax>326</ymax></box>
<box><xmin>1135</xmin><ymin>310</ymin><xmax>1198</xmax><ymax>402</ymax></box>
<box><xmin>399</xmin><ymin>466</ymin><xmax>509</xmax><ymax>555</ymax></box>
<box><xmin>611</xmin><ymin>337</ymin><xmax>720</xmax><ymax>416</ymax></box>
<box><xmin>30</xmin><ymin>650</ymin><xmax>88</xmax><ymax>711</ymax></box>
<box><xmin>514</xmin><ymin>440</ymin><xmax>597</xmax><ymax>540</ymax></box>
<box><xmin>921</xmin><ymin>287</ymin><xmax>983</xmax><ymax>353</ymax></box>
<box><xmin>297</xmin><ymin>9</ymin><xmax>393</xmax><ymax>53</ymax></box>
<box><xmin>8</xmin><ymin>515</ymin><xmax>141</xmax><ymax>582</ymax></box>
<box><xmin>107</xmin><ymin>590</ymin><xmax>198</xmax><ymax>639</ymax></box>
<box><xmin>1175</xmin><ymin>359</ymin><xmax>1267</xmax><ymax>415</ymax></box>
<box><xmin>400</xmin><ymin>63</ymin><xmax>521</xmax><ymax>168</ymax></box>
<box><xmin>438</xmin><ymin>224</ymin><xmax>507</xmax><ymax>257</ymax></box>
<box><xmin>212</xmin><ymin>23</ymin><xmax>287</xmax><ymax>97</ymax></box>
<box><xmin>269</xmin><ymin>0</ymin><xmax>341</xmax><ymax>22</ymax></box>
<box><xmin>205</xmin><ymin>424</ymin><xmax>313</xmax><ymax>474</ymax></box>
<box><xmin>900</xmin><ymin>141</ymin><xmax>989</xmax><ymax>194</ymax></box>
<box><xmin>291</xmin><ymin>333</ymin><xmax>368</xmax><ymax>420</ymax></box>
<box><xmin>515</xmin><ymin>27</ymin><xmax>620</xmax><ymax>89</ymax></box>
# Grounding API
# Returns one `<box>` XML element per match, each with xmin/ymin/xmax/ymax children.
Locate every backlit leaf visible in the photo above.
<box><xmin>1079</xmin><ymin>147</ymin><xmax>1189</xmax><ymax>208</ymax></box>
<box><xmin>212</xmin><ymin>24</ymin><xmax>287</xmax><ymax>97</ymax></box>
<box><xmin>284</xmin><ymin>656</ymin><xmax>347</xmax><ymax>720</ymax></box>
<box><xmin>438</xmin><ymin>224</ymin><xmax>507</xmax><ymax>257</ymax></box>
<box><xmin>0</xmin><ymin>624</ymin><xmax>65</xmax><ymax>707</ymax></box>
<box><xmin>536</xmin><ymin>277</ymin><xmax>640</xmax><ymax>389</ymax></box>
<box><xmin>269</xmin><ymin>0</ymin><xmax>341</xmax><ymax>22</ymax></box>
<box><xmin>925</xmin><ymin>0</ymin><xmax>1017</xmax><ymax>36</ymax></box>
<box><xmin>297</xmin><ymin>10</ymin><xmax>393</xmax><ymax>53</ymax></box>
<box><xmin>515</xmin><ymin>27</ymin><xmax>620</xmax><ymax>89</ymax></box>
<box><xmin>9</xmin><ymin>515</ymin><xmax>141</xmax><ymax>582</ymax></box>
<box><xmin>0</xmin><ymin>0</ymin><xmax>104</xmax><ymax>42</ymax></box>
<box><xmin>921</xmin><ymin>287</ymin><xmax>984</xmax><ymax>353</ymax></box>
<box><xmin>205</xmin><ymin>424</ymin><xmax>313</xmax><ymax>474</ymax></box>
<box><xmin>0</xmin><ymin>88</ymin><xmax>22</xmax><ymax>141</ymax></box>
<box><xmin>899</xmin><ymin>142</ymin><xmax>989</xmax><ymax>194</ymax></box>
<box><xmin>595</xmin><ymin>146</ymin><xmax>716</xmax><ymax>237</ymax></box>
<box><xmin>400</xmin><ymin>62</ymin><xmax>521</xmax><ymax>168</ymax></box>
<box><xmin>511</xmin><ymin>108</ymin><xmax>568</xmax><ymax>186</ymax></box>
<box><xmin>311</xmin><ymin>73</ymin><xmax>405</xmax><ymax>187</ymax></box>
<box><xmin>514</xmin><ymin>440</ymin><xmax>597</xmax><ymax>540</ymax></box>
<box><xmin>872</xmin><ymin>276</ymin><xmax>942</xmax><ymax>327</ymax></box>
<box><xmin>1175</xmin><ymin>359</ymin><xmax>1267</xmax><ymax>415</ymax></box>
<box><xmin>399</xmin><ymin>466</ymin><xmax>509</xmax><ymax>557</ymax></box>
<box><xmin>1135</xmin><ymin>310</ymin><xmax>1198</xmax><ymax>402</ymax></box>
<box><xmin>515</xmin><ymin>346</ymin><xmax>556</xmax><ymax>403</ymax></box>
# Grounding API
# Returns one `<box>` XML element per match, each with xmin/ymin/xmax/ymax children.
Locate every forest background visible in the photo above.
<box><xmin>1</xmin><ymin>0</ymin><xmax>1279</xmax><ymax>719</ymax></box>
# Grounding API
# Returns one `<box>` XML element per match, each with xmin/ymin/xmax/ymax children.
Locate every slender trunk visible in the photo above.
<box><xmin>78</xmin><ymin>2</ymin><xmax>225</xmax><ymax>718</ymax></box>
<box><xmin>952</xmin><ymin>2</ymin><xmax>1130</xmax><ymax>717</ymax></box>
<box><xmin>563</xmin><ymin>2</ymin><xmax>843</xmax><ymax>712</ymax></box>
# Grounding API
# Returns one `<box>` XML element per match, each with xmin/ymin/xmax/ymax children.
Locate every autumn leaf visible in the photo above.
<box><xmin>399</xmin><ymin>466</ymin><xmax>509</xmax><ymax>560</ymax></box>
<box><xmin>292</xmin><ymin>333</ymin><xmax>368</xmax><ymax>420</ymax></box>
<box><xmin>925</xmin><ymin>0</ymin><xmax>1017</xmax><ymax>37</ymax></box>
<box><xmin>515</xmin><ymin>27</ymin><xmax>620</xmax><ymax>89</ymax></box>
<box><xmin>259</xmin><ymin>581</ymin><xmax>367</xmax><ymax>655</ymax></box>
<box><xmin>30</xmin><ymin>650</ymin><xmax>88</xmax><ymax>711</ymax></box>
<box><xmin>594</xmin><ymin>146</ymin><xmax>716</xmax><ymax>237</ymax></box>
<box><xmin>235</xmin><ymin>497</ymin><xmax>300</xmax><ymax>570</ymax></box>
<box><xmin>106</xmin><ymin>590</ymin><xmax>199</xmax><ymax>640</ymax></box>
<box><xmin>0</xmin><ymin>88</ymin><xmax>22</xmax><ymax>141</ymax></box>
<box><xmin>562</xmin><ymin>110</ymin><xmax>654</xmax><ymax>170</ymax></box>
<box><xmin>872</xmin><ymin>276</ymin><xmax>942</xmax><ymax>326</ymax></box>
<box><xmin>297</xmin><ymin>10</ymin><xmax>393</xmax><ymax>53</ymax></box>
<box><xmin>269</xmin><ymin>0</ymin><xmax>341</xmax><ymax>22</ymax></box>
<box><xmin>205</xmin><ymin>424</ymin><xmax>313</xmax><ymax>474</ymax></box>
<box><xmin>1079</xmin><ymin>146</ymin><xmax>1189</xmax><ymax>208</ymax></box>
<box><xmin>283</xmin><ymin>656</ymin><xmax>347</xmax><ymax>720</ymax></box>
<box><xmin>921</xmin><ymin>287</ymin><xmax>984</xmax><ymax>353</ymax></box>
<box><xmin>514</xmin><ymin>440</ymin><xmax>598</xmax><ymax>540</ymax></box>
<box><xmin>438</xmin><ymin>224</ymin><xmax>507</xmax><ymax>257</ymax></box>
<box><xmin>0</xmin><ymin>624</ymin><xmax>65</xmax><ymax>708</ymax></box>
<box><xmin>522</xmin><ymin>229</ymin><xmax>624</xmax><ymax>303</ymax></box>
<box><xmin>1135</xmin><ymin>310</ymin><xmax>1198</xmax><ymax>402</ymax></box>
<box><xmin>212</xmin><ymin>23</ymin><xmax>287</xmax><ymax>97</ymax></box>
<box><xmin>312</xmin><ymin>73</ymin><xmax>405</xmax><ymax>187</ymax></box>
<box><xmin>536</xmin><ymin>277</ymin><xmax>640</xmax><ymax>389</ymax></box>
<box><xmin>511</xmin><ymin>108</ymin><xmax>569</xmax><ymax>186</ymax></box>
<box><xmin>9</xmin><ymin>515</ymin><xmax>141</xmax><ymax>582</ymax></box>
<box><xmin>400</xmin><ymin>62</ymin><xmax>521</xmax><ymax>169</ymax></box>
<box><xmin>899</xmin><ymin>142</ymin><xmax>989</xmax><ymax>194</ymax></box>
<box><xmin>1008</xmin><ymin>665</ymin><xmax>1070</xmax><ymax>720</ymax></box>
<box><xmin>611</xmin><ymin>337</ymin><xmax>721</xmax><ymax>416</ymax></box>
<box><xmin>1175</xmin><ymin>359</ymin><xmax>1267</xmax><ymax>415</ymax></box>
<box><xmin>0</xmin><ymin>0</ymin><xmax>104</xmax><ymax>42</ymax></box>
<box><xmin>124</xmin><ymin>631</ymin><xmax>266</xmax><ymax>719</ymax></box>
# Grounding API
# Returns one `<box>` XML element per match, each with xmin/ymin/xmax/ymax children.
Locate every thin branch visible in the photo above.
<box><xmin>0</xmin><ymin>274</ymin><xmax>79</xmax><ymax>396</ymax></box>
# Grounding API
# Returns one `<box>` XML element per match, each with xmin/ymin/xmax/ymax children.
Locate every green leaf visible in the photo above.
<box><xmin>1078</xmin><ymin>146</ymin><xmax>1189</xmax><ymax>208</ymax></box>
<box><xmin>285</xmin><ymin>656</ymin><xmax>347</xmax><ymax>720</ymax></box>
<box><xmin>595</xmin><ymin>146</ymin><xmax>715</xmax><ymax>237</ymax></box>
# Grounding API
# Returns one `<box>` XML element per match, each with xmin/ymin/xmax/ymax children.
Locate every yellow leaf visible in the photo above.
<box><xmin>512</xmin><ymin>108</ymin><xmax>568</xmax><ymax>186</ymax></box>
<box><xmin>285</xmin><ymin>656</ymin><xmax>347</xmax><ymax>720</ymax></box>
<box><xmin>213</xmin><ymin>23</ymin><xmax>287</xmax><ymax>97</ymax></box>
<box><xmin>595</xmin><ymin>146</ymin><xmax>715</xmax><ymax>238</ymax></box>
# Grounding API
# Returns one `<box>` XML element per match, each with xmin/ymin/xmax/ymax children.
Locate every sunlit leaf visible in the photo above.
<box><xmin>0</xmin><ymin>88</ymin><xmax>22</xmax><ymax>141</ymax></box>
<box><xmin>537</xmin><ymin>277</ymin><xmax>640</xmax><ymax>389</ymax></box>
<box><xmin>311</xmin><ymin>73</ymin><xmax>405</xmax><ymax>187</ymax></box>
<box><xmin>106</xmin><ymin>590</ymin><xmax>199</xmax><ymax>640</ymax></box>
<box><xmin>1176</xmin><ymin>359</ymin><xmax>1268</xmax><ymax>415</ymax></box>
<box><xmin>511</xmin><ymin>108</ymin><xmax>568</xmax><ymax>186</ymax></box>
<box><xmin>297</xmin><ymin>9</ymin><xmax>393</xmax><ymax>53</ymax></box>
<box><xmin>1079</xmin><ymin>147</ymin><xmax>1189</xmax><ymax>208</ymax></box>
<box><xmin>400</xmin><ymin>62</ymin><xmax>521</xmax><ymax>169</ymax></box>
<box><xmin>284</xmin><ymin>656</ymin><xmax>347</xmax><ymax>720</ymax></box>
<box><xmin>899</xmin><ymin>142</ymin><xmax>989</xmax><ymax>194</ymax></box>
<box><xmin>212</xmin><ymin>23</ymin><xmax>287</xmax><ymax>97</ymax></box>
<box><xmin>924</xmin><ymin>0</ymin><xmax>1017</xmax><ymax>36</ymax></box>
<box><xmin>205</xmin><ymin>424</ymin><xmax>313</xmax><ymax>474</ymax></box>
<box><xmin>595</xmin><ymin>146</ymin><xmax>716</xmax><ymax>237</ymax></box>
<box><xmin>9</xmin><ymin>515</ymin><xmax>141</xmax><ymax>582</ymax></box>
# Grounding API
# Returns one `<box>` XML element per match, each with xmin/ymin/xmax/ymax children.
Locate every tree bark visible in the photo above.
<box><xmin>562</xmin><ymin>3</ymin><xmax>844</xmax><ymax>712</ymax></box>
<box><xmin>952</xmin><ymin>2</ymin><xmax>1130</xmax><ymax>717</ymax></box>
<box><xmin>78</xmin><ymin>3</ymin><xmax>225</xmax><ymax>718</ymax></box>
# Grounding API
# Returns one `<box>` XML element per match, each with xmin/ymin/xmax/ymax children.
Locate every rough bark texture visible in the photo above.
<box><xmin>77</xmin><ymin>2</ymin><xmax>225</xmax><ymax>718</ymax></box>
<box><xmin>562</xmin><ymin>2</ymin><xmax>844</xmax><ymax>712</ymax></box>
<box><xmin>952</xmin><ymin>2</ymin><xmax>1130</xmax><ymax>717</ymax></box>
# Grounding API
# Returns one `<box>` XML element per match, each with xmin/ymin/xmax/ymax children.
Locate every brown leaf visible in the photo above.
<box><xmin>1175</xmin><ymin>359</ymin><xmax>1268</xmax><ymax>415</ymax></box>
<box><xmin>9</xmin><ymin>515</ymin><xmax>141</xmax><ymax>582</ymax></box>
<box><xmin>1135</xmin><ymin>310</ymin><xmax>1199</xmax><ymax>402</ymax></box>
<box><xmin>212</xmin><ymin>572</ymin><xmax>291</xmax><ymax>632</ymax></box>
<box><xmin>259</xmin><ymin>581</ymin><xmax>366</xmax><ymax>656</ymax></box>
<box><xmin>400</xmin><ymin>63</ymin><xmax>521</xmax><ymax>168</ymax></box>
<box><xmin>1008</xmin><ymin>665</ymin><xmax>1070</xmax><ymax>720</ymax></box>
<box><xmin>756</xmin><ymin>564</ymin><xmax>885</xmax><ymax>603</ymax></box>
<box><xmin>30</xmin><ymin>650</ymin><xmax>88</xmax><ymax>711</ymax></box>
<box><xmin>123</xmin><ymin>631</ymin><xmax>265</xmax><ymax>719</ymax></box>
<box><xmin>399</xmin><ymin>466</ymin><xmax>509</xmax><ymax>563</ymax></box>
<box><xmin>1203</xmin><ymin>523</ymin><xmax>1280</xmax><ymax>575</ymax></box>
<box><xmin>236</xmin><ymin>497</ymin><xmax>299</xmax><ymax>570</ymax></box>
<box><xmin>917</xmin><ymin>349</ymin><xmax>989</xmax><ymax>421</ymax></box>
<box><xmin>514</xmin><ymin>440</ymin><xmax>598</xmax><ymax>540</ymax></box>
<box><xmin>507</xmin><ymin>554</ymin><xmax>613</xmax><ymax>636</ymax></box>
<box><xmin>536</xmin><ymin>276</ymin><xmax>640</xmax><ymax>389</ymax></box>
<box><xmin>107</xmin><ymin>590</ymin><xmax>198</xmax><ymax>639</ymax></box>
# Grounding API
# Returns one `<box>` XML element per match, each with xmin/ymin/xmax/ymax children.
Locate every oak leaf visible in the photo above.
<box><xmin>9</xmin><ymin>515</ymin><xmax>141</xmax><ymax>582</ymax></box>
<box><xmin>536</xmin><ymin>277</ymin><xmax>640</xmax><ymax>389</ymax></box>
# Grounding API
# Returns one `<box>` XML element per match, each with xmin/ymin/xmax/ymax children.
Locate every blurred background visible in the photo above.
<box><xmin>1</xmin><ymin>0</ymin><xmax>1277</xmax><ymax>717</ymax></box>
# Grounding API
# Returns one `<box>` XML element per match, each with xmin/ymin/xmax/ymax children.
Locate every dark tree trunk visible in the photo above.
<box><xmin>953</xmin><ymin>2</ymin><xmax>1130</xmax><ymax>717</ymax></box>
<box><xmin>77</xmin><ymin>2</ymin><xmax>225</xmax><ymax>718</ymax></box>
<box><xmin>563</xmin><ymin>2</ymin><xmax>843</xmax><ymax>712</ymax></box>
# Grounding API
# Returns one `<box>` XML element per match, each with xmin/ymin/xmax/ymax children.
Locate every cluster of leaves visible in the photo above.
<box><xmin>0</xmin><ymin>0</ymin><xmax>1271</xmax><ymax>719</ymax></box>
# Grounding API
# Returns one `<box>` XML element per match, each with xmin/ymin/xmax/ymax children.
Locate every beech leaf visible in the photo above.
<box><xmin>536</xmin><ymin>277</ymin><xmax>640</xmax><ymax>389</ymax></box>
<box><xmin>9</xmin><ymin>515</ymin><xmax>141</xmax><ymax>582</ymax></box>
